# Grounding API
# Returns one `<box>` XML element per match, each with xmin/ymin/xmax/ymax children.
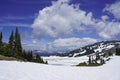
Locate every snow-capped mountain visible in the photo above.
<box><xmin>58</xmin><ymin>40</ymin><xmax>120</xmax><ymax>57</ymax></box>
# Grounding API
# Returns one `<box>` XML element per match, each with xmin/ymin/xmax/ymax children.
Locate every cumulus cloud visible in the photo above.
<box><xmin>103</xmin><ymin>1</ymin><xmax>120</xmax><ymax>20</ymax></box>
<box><xmin>32</xmin><ymin>0</ymin><xmax>94</xmax><ymax>39</ymax></box>
<box><xmin>40</xmin><ymin>37</ymin><xmax>97</xmax><ymax>53</ymax></box>
<box><xmin>95</xmin><ymin>21</ymin><xmax>120</xmax><ymax>39</ymax></box>
<box><xmin>22</xmin><ymin>39</ymin><xmax>45</xmax><ymax>50</ymax></box>
<box><xmin>101</xmin><ymin>15</ymin><xmax>109</xmax><ymax>21</ymax></box>
<box><xmin>93</xmin><ymin>1</ymin><xmax>120</xmax><ymax>40</ymax></box>
<box><xmin>32</xmin><ymin>39</ymin><xmax>37</xmax><ymax>44</ymax></box>
<box><xmin>26</xmin><ymin>0</ymin><xmax>120</xmax><ymax>53</ymax></box>
<box><xmin>95</xmin><ymin>0</ymin><xmax>120</xmax><ymax>40</ymax></box>
<box><xmin>32</xmin><ymin>0</ymin><xmax>120</xmax><ymax>42</ymax></box>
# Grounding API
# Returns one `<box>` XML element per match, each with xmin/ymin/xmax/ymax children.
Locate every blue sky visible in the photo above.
<box><xmin>0</xmin><ymin>0</ymin><xmax>120</xmax><ymax>53</ymax></box>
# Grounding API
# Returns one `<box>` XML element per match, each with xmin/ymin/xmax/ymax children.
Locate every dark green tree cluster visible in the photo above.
<box><xmin>0</xmin><ymin>32</ymin><xmax>2</xmax><ymax>46</ymax></box>
<box><xmin>35</xmin><ymin>54</ymin><xmax>47</xmax><ymax>63</ymax></box>
<box><xmin>15</xmin><ymin>28</ymin><xmax>22</xmax><ymax>54</ymax></box>
<box><xmin>4</xmin><ymin>28</ymin><xmax>22</xmax><ymax>57</ymax></box>
<box><xmin>22</xmin><ymin>50</ymin><xmax>46</xmax><ymax>63</ymax></box>
<box><xmin>0</xmin><ymin>28</ymin><xmax>47</xmax><ymax>64</ymax></box>
<box><xmin>116</xmin><ymin>47</ymin><xmax>120</xmax><ymax>56</ymax></box>
<box><xmin>0</xmin><ymin>32</ymin><xmax>8</xmax><ymax>56</ymax></box>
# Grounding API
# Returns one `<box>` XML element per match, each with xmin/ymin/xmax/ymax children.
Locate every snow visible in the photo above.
<box><xmin>94</xmin><ymin>44</ymin><xmax>114</xmax><ymax>52</ymax></box>
<box><xmin>106</xmin><ymin>44</ymin><xmax>114</xmax><ymax>49</ymax></box>
<box><xmin>73</xmin><ymin>50</ymin><xmax>86</xmax><ymax>57</ymax></box>
<box><xmin>0</xmin><ymin>56</ymin><xmax>120</xmax><ymax>80</ymax></box>
<box><xmin>43</xmin><ymin>56</ymin><xmax>88</xmax><ymax>66</ymax></box>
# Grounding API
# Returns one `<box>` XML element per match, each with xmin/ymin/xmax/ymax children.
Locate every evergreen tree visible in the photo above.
<box><xmin>88</xmin><ymin>56</ymin><xmax>91</xmax><ymax>64</ymax></box>
<box><xmin>15</xmin><ymin>27</ymin><xmax>22</xmax><ymax>54</ymax></box>
<box><xmin>22</xmin><ymin>50</ymin><xmax>27</xmax><ymax>59</ymax></box>
<box><xmin>0</xmin><ymin>29</ymin><xmax>46</xmax><ymax>64</ymax></box>
<box><xmin>0</xmin><ymin>32</ymin><xmax>2</xmax><ymax>46</ymax></box>
<box><xmin>8</xmin><ymin>31</ymin><xmax>15</xmax><ymax>56</ymax></box>
<box><xmin>26</xmin><ymin>51</ymin><xmax>33</xmax><ymax>61</ymax></box>
<box><xmin>35</xmin><ymin>54</ymin><xmax>43</xmax><ymax>63</ymax></box>
<box><xmin>116</xmin><ymin>48</ymin><xmax>120</xmax><ymax>56</ymax></box>
<box><xmin>45</xmin><ymin>61</ymin><xmax>48</xmax><ymax>64</ymax></box>
<box><xmin>0</xmin><ymin>32</ymin><xmax>2</xmax><ymax>55</ymax></box>
<box><xmin>9</xmin><ymin>31</ymin><xmax>14</xmax><ymax>48</ymax></box>
<box><xmin>108</xmin><ymin>52</ymin><xmax>113</xmax><ymax>56</ymax></box>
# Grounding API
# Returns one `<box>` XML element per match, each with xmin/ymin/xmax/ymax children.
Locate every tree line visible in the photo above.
<box><xmin>0</xmin><ymin>27</ymin><xmax>47</xmax><ymax>64</ymax></box>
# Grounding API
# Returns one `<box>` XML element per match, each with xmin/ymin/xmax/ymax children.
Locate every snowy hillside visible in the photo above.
<box><xmin>0</xmin><ymin>56</ymin><xmax>120</xmax><ymax>80</ymax></box>
<box><xmin>59</xmin><ymin>40</ymin><xmax>120</xmax><ymax>57</ymax></box>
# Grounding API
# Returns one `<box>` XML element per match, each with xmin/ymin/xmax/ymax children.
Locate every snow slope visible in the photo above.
<box><xmin>0</xmin><ymin>56</ymin><xmax>120</xmax><ymax>80</ymax></box>
<box><xmin>73</xmin><ymin>50</ymin><xmax>86</xmax><ymax>57</ymax></box>
<box><xmin>94</xmin><ymin>44</ymin><xmax>114</xmax><ymax>52</ymax></box>
<box><xmin>65</xmin><ymin>41</ymin><xmax>120</xmax><ymax>57</ymax></box>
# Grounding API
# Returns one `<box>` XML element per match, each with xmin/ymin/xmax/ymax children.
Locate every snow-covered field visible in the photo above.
<box><xmin>0</xmin><ymin>56</ymin><xmax>120</xmax><ymax>80</ymax></box>
<box><xmin>43</xmin><ymin>56</ymin><xmax>88</xmax><ymax>66</ymax></box>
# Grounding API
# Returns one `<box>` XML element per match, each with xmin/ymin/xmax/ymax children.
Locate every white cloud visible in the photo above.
<box><xmin>95</xmin><ymin>20</ymin><xmax>120</xmax><ymax>39</ymax></box>
<box><xmin>40</xmin><ymin>37</ymin><xmax>97</xmax><ymax>53</ymax></box>
<box><xmin>22</xmin><ymin>39</ymin><xmax>45</xmax><ymax>50</ymax></box>
<box><xmin>94</xmin><ymin>1</ymin><xmax>120</xmax><ymax>39</ymax></box>
<box><xmin>32</xmin><ymin>0</ymin><xmax>120</xmax><ymax>41</ymax></box>
<box><xmin>103</xmin><ymin>1</ymin><xmax>120</xmax><ymax>20</ymax></box>
<box><xmin>101</xmin><ymin>15</ymin><xmax>109</xmax><ymax>21</ymax></box>
<box><xmin>32</xmin><ymin>0</ymin><xmax>94</xmax><ymax>39</ymax></box>
<box><xmin>23</xmin><ymin>0</ymin><xmax>120</xmax><ymax>52</ymax></box>
<box><xmin>32</xmin><ymin>40</ymin><xmax>37</xmax><ymax>44</ymax></box>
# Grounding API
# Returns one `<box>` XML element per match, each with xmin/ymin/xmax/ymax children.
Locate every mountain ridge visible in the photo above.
<box><xmin>57</xmin><ymin>40</ymin><xmax>120</xmax><ymax>57</ymax></box>
<box><xmin>33</xmin><ymin>40</ymin><xmax>120</xmax><ymax>57</ymax></box>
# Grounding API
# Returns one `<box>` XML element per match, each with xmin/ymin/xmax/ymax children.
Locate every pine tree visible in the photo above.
<box><xmin>26</xmin><ymin>51</ymin><xmax>33</xmax><ymax>61</ymax></box>
<box><xmin>9</xmin><ymin>31</ymin><xmax>14</xmax><ymax>48</ymax></box>
<box><xmin>35</xmin><ymin>54</ymin><xmax>43</xmax><ymax>63</ymax></box>
<box><xmin>36</xmin><ymin>54</ymin><xmax>41</xmax><ymax>63</ymax></box>
<box><xmin>88</xmin><ymin>56</ymin><xmax>91</xmax><ymax>64</ymax></box>
<box><xmin>0</xmin><ymin>32</ymin><xmax>2</xmax><ymax>46</ymax></box>
<box><xmin>22</xmin><ymin>50</ymin><xmax>26</xmax><ymax>59</ymax></box>
<box><xmin>15</xmin><ymin>27</ymin><xmax>22</xmax><ymax>54</ymax></box>
<box><xmin>8</xmin><ymin>31</ymin><xmax>15</xmax><ymax>56</ymax></box>
<box><xmin>116</xmin><ymin>48</ymin><xmax>120</xmax><ymax>56</ymax></box>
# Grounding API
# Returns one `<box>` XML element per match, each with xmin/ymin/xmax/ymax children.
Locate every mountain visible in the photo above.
<box><xmin>32</xmin><ymin>40</ymin><xmax>120</xmax><ymax>57</ymax></box>
<box><xmin>33</xmin><ymin>50</ymin><xmax>58</xmax><ymax>56</ymax></box>
<box><xmin>57</xmin><ymin>40</ymin><xmax>120</xmax><ymax>57</ymax></box>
